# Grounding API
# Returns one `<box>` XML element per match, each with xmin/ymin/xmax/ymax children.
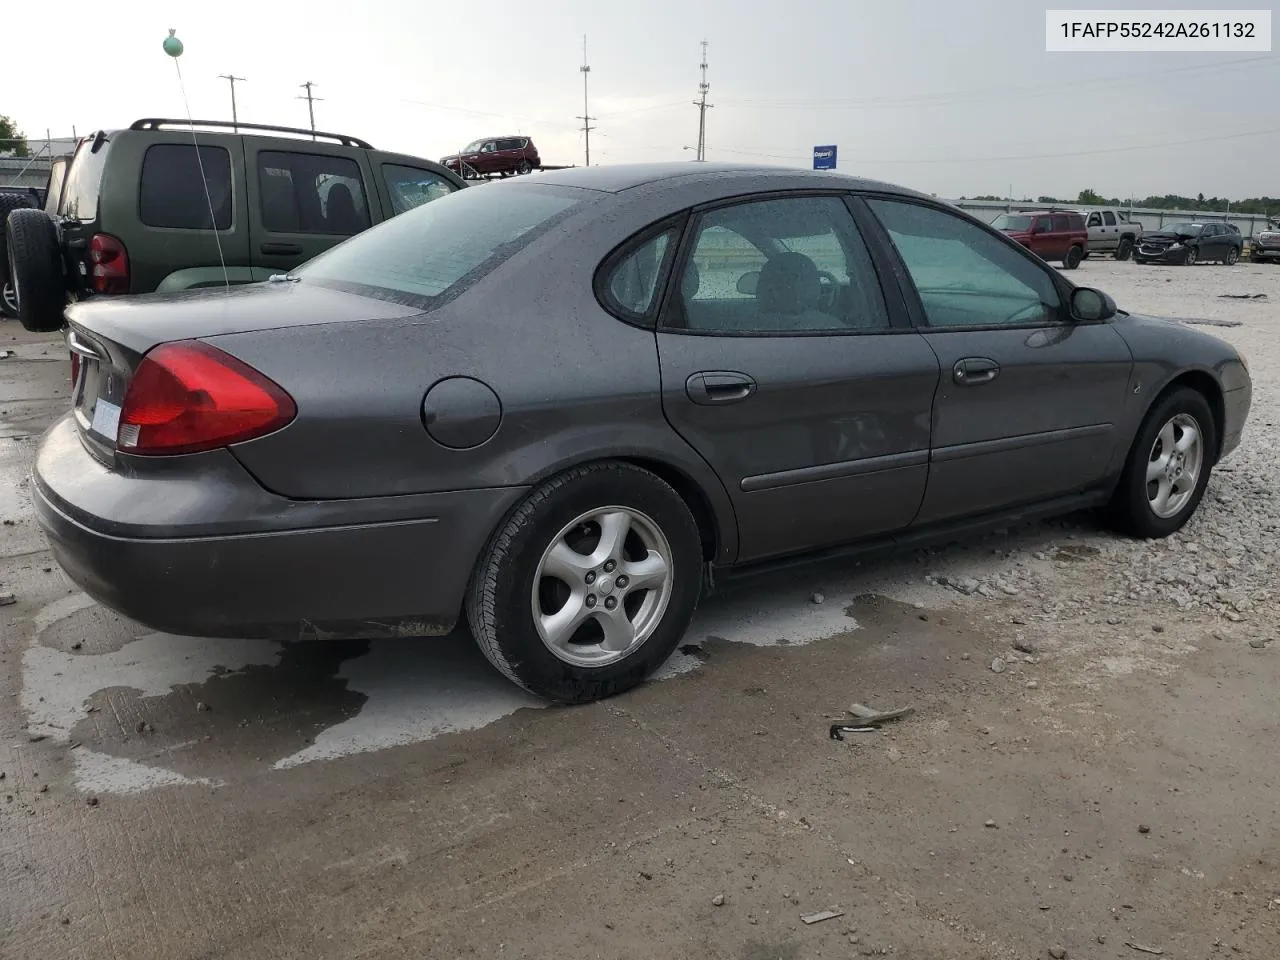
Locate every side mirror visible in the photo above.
<box><xmin>736</xmin><ymin>271</ymin><xmax>760</xmax><ymax>296</ymax></box>
<box><xmin>1070</xmin><ymin>287</ymin><xmax>1117</xmax><ymax>322</ymax></box>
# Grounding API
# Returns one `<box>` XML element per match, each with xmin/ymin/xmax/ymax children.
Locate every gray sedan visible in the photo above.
<box><xmin>32</xmin><ymin>164</ymin><xmax>1252</xmax><ymax>703</ymax></box>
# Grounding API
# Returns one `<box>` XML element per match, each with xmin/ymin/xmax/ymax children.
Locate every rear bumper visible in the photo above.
<box><xmin>32</xmin><ymin>416</ymin><xmax>527</xmax><ymax>639</ymax></box>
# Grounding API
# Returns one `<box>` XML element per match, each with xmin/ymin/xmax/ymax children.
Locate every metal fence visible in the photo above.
<box><xmin>948</xmin><ymin>198</ymin><xmax>1276</xmax><ymax>237</ymax></box>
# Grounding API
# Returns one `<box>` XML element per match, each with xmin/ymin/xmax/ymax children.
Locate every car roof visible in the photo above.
<box><xmin>519</xmin><ymin>161</ymin><xmax>926</xmax><ymax>198</ymax></box>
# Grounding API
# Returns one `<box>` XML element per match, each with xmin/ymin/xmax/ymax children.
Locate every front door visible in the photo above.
<box><xmin>862</xmin><ymin>197</ymin><xmax>1134</xmax><ymax>524</ymax></box>
<box><xmin>655</xmin><ymin>194</ymin><xmax>940</xmax><ymax>564</ymax></box>
<box><xmin>245</xmin><ymin>138</ymin><xmax>376</xmax><ymax>277</ymax></box>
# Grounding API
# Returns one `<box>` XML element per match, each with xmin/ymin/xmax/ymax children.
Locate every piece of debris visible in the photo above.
<box><xmin>134</xmin><ymin>720</ymin><xmax>152</xmax><ymax>735</ymax></box>
<box><xmin>1217</xmin><ymin>292</ymin><xmax>1268</xmax><ymax>300</ymax></box>
<box><xmin>712</xmin><ymin>894</ymin><xmax>725</xmax><ymax>907</ymax></box>
<box><xmin>990</xmin><ymin>658</ymin><xmax>1006</xmax><ymax>674</ymax></box>
<box><xmin>1248</xmin><ymin>638</ymin><xmax>1273</xmax><ymax>649</ymax></box>
<box><xmin>1124</xmin><ymin>942</ymin><xmax>1164</xmax><ymax>956</ymax></box>
<box><xmin>1098</xmin><ymin>936</ymin><xmax>1108</xmax><ymax>945</ymax></box>
<box><xmin>984</xmin><ymin>819</ymin><xmax>998</xmax><ymax>829</ymax></box>
<box><xmin>1049</xmin><ymin>947</ymin><xmax>1067</xmax><ymax>960</ymax></box>
<box><xmin>85</xmin><ymin>796</ymin><xmax>99</xmax><ymax>807</ymax></box>
<box><xmin>829</xmin><ymin>724</ymin><xmax>876</xmax><ymax>740</ymax></box>
<box><xmin>800</xmin><ymin>907</ymin><xmax>844</xmax><ymax>925</ymax></box>
<box><xmin>196</xmin><ymin>701</ymin><xmax>210</xmax><ymax>713</ymax></box>
<box><xmin>1174</xmin><ymin>316</ymin><xmax>1243</xmax><ymax>328</ymax></box>
<box><xmin>1151</xmin><ymin>624</ymin><xmax>1165</xmax><ymax>634</ymax></box>
<box><xmin>1012</xmin><ymin>640</ymin><xmax>1036</xmax><ymax>654</ymax></box>
<box><xmin>27</xmin><ymin>734</ymin><xmax>46</xmax><ymax>743</ymax></box>
<box><xmin>0</xmin><ymin>350</ymin><xmax>12</xmax><ymax>359</ymax></box>
<box><xmin>70</xmin><ymin>641</ymin><xmax>82</xmax><ymax>651</ymax></box>
<box><xmin>1138</xmin><ymin>824</ymin><xmax>1151</xmax><ymax>834</ymax></box>
<box><xmin>810</xmin><ymin>591</ymin><xmax>825</xmax><ymax>604</ymax></box>
<box><xmin>0</xmin><ymin>592</ymin><xmax>16</xmax><ymax>607</ymax></box>
<box><xmin>846</xmin><ymin>703</ymin><xmax>915</xmax><ymax>726</ymax></box>
<box><xmin>39</xmin><ymin>784</ymin><xmax>48</xmax><ymax>793</ymax></box>
<box><xmin>959</xmin><ymin>652</ymin><xmax>971</xmax><ymax>660</ymax></box>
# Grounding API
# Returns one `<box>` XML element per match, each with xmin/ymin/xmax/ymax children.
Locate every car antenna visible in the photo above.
<box><xmin>164</xmin><ymin>29</ymin><xmax>231</xmax><ymax>295</ymax></box>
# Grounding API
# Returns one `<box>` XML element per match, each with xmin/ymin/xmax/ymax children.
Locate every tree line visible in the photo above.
<box><xmin>961</xmin><ymin>188</ymin><xmax>1276</xmax><ymax>216</ymax></box>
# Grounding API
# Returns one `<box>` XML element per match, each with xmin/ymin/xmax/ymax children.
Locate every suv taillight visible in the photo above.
<box><xmin>117</xmin><ymin>341</ymin><xmax>296</xmax><ymax>456</ymax></box>
<box><xmin>89</xmin><ymin>234</ymin><xmax>129</xmax><ymax>294</ymax></box>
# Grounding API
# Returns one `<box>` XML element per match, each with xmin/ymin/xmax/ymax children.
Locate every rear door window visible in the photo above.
<box><xmin>139</xmin><ymin>144</ymin><xmax>233</xmax><ymax>230</ymax></box>
<box><xmin>1051</xmin><ymin>214</ymin><xmax>1071</xmax><ymax>232</ymax></box>
<box><xmin>257</xmin><ymin>151</ymin><xmax>371</xmax><ymax>236</ymax></box>
<box><xmin>61</xmin><ymin>138</ymin><xmax>112</xmax><ymax>221</ymax></box>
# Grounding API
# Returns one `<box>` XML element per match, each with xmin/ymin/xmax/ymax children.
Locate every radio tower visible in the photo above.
<box><xmin>693</xmin><ymin>40</ymin><xmax>713</xmax><ymax>162</ymax></box>
<box><xmin>577</xmin><ymin>36</ymin><xmax>595</xmax><ymax>167</ymax></box>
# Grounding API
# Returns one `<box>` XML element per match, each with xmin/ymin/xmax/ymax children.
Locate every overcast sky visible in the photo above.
<box><xmin>5</xmin><ymin>0</ymin><xmax>1277</xmax><ymax>199</ymax></box>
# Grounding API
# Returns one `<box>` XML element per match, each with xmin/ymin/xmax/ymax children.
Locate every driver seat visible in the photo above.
<box><xmin>753</xmin><ymin>252</ymin><xmax>832</xmax><ymax>330</ymax></box>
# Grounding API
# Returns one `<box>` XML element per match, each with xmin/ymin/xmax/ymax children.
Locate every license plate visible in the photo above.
<box><xmin>90</xmin><ymin>399</ymin><xmax>121</xmax><ymax>440</ymax></box>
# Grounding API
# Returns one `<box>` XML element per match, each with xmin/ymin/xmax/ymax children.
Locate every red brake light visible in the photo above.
<box><xmin>90</xmin><ymin>234</ymin><xmax>129</xmax><ymax>294</ymax></box>
<box><xmin>69</xmin><ymin>351</ymin><xmax>81</xmax><ymax>385</ymax></box>
<box><xmin>117</xmin><ymin>341</ymin><xmax>296</xmax><ymax>456</ymax></box>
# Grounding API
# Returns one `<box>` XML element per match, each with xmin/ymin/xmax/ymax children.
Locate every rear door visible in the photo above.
<box><xmin>1050</xmin><ymin>213</ymin><xmax>1073</xmax><ymax>260</ymax></box>
<box><xmin>245</xmin><ymin>138</ymin><xmax>375</xmax><ymax>276</ymax></box>
<box><xmin>863</xmin><ymin>196</ymin><xmax>1133</xmax><ymax>524</ymax></box>
<box><xmin>654</xmin><ymin>193</ymin><xmax>940</xmax><ymax>564</ymax></box>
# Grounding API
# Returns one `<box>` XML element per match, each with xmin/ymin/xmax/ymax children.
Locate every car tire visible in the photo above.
<box><xmin>5</xmin><ymin>208</ymin><xmax>66</xmax><ymax>333</ymax></box>
<box><xmin>1106</xmin><ymin>386</ymin><xmax>1217</xmax><ymax>539</ymax></box>
<box><xmin>1114</xmin><ymin>237</ymin><xmax>1133</xmax><ymax>261</ymax></box>
<box><xmin>1183</xmin><ymin>246</ymin><xmax>1198</xmax><ymax>266</ymax></box>
<box><xmin>517</xmin><ymin>159</ymin><xmax>533</xmax><ymax>175</ymax></box>
<box><xmin>1061</xmin><ymin>245</ymin><xmax>1083</xmax><ymax>270</ymax></box>
<box><xmin>1224</xmin><ymin>246</ymin><xmax>1239</xmax><ymax>265</ymax></box>
<box><xmin>466</xmin><ymin>461</ymin><xmax>703</xmax><ymax>703</ymax></box>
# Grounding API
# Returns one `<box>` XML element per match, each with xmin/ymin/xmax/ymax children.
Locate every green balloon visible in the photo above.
<box><xmin>163</xmin><ymin>29</ymin><xmax>183</xmax><ymax>58</ymax></box>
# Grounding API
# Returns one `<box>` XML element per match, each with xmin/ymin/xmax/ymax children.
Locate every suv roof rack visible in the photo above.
<box><xmin>129</xmin><ymin>119</ymin><xmax>373</xmax><ymax>149</ymax></box>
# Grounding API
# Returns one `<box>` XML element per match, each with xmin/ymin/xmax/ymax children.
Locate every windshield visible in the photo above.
<box><xmin>1166</xmin><ymin>222</ymin><xmax>1202</xmax><ymax>235</ymax></box>
<box><xmin>463</xmin><ymin>140</ymin><xmax>486</xmax><ymax>153</ymax></box>
<box><xmin>294</xmin><ymin>182</ymin><xmax>590</xmax><ymax>304</ymax></box>
<box><xmin>991</xmin><ymin>214</ymin><xmax>1033</xmax><ymax>231</ymax></box>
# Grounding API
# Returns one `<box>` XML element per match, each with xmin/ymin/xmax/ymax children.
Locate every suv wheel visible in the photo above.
<box><xmin>1114</xmin><ymin>237</ymin><xmax>1134</xmax><ymax>261</ymax></box>
<box><xmin>1224</xmin><ymin>247</ymin><xmax>1239</xmax><ymax>265</ymax></box>
<box><xmin>6</xmin><ymin>209</ymin><xmax>67</xmax><ymax>333</ymax></box>
<box><xmin>517</xmin><ymin>159</ymin><xmax>533</xmax><ymax>175</ymax></box>
<box><xmin>1062</xmin><ymin>245</ymin><xmax>1083</xmax><ymax>270</ymax></box>
<box><xmin>467</xmin><ymin>462</ymin><xmax>703</xmax><ymax>703</ymax></box>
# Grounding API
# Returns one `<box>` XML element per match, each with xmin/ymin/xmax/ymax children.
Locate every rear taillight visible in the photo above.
<box><xmin>117</xmin><ymin>341</ymin><xmax>296</xmax><ymax>456</ymax></box>
<box><xmin>69</xmin><ymin>351</ymin><xmax>81</xmax><ymax>385</ymax></box>
<box><xmin>89</xmin><ymin>234</ymin><xmax>129</xmax><ymax>294</ymax></box>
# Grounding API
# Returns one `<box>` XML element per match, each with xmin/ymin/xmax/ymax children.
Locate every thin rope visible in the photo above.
<box><xmin>173</xmin><ymin>59</ymin><xmax>230</xmax><ymax>293</ymax></box>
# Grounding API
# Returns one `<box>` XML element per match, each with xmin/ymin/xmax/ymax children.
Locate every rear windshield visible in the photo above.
<box><xmin>61</xmin><ymin>137</ymin><xmax>112</xmax><ymax>220</ymax></box>
<box><xmin>294</xmin><ymin>182</ymin><xmax>590</xmax><ymax>305</ymax></box>
<box><xmin>991</xmin><ymin>214</ymin><xmax>1032</xmax><ymax>231</ymax></box>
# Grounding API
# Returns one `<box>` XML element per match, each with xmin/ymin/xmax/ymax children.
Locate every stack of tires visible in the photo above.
<box><xmin>0</xmin><ymin>192</ymin><xmax>39</xmax><ymax>320</ymax></box>
<box><xmin>2</xmin><ymin>203</ymin><xmax>65</xmax><ymax>331</ymax></box>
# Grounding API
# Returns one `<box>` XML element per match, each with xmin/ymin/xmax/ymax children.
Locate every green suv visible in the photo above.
<box><xmin>4</xmin><ymin>119</ymin><xmax>465</xmax><ymax>332</ymax></box>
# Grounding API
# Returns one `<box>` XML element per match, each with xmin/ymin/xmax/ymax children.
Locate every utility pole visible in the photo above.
<box><xmin>577</xmin><ymin>36</ymin><xmax>595</xmax><ymax>167</ymax></box>
<box><xmin>693</xmin><ymin>40</ymin><xmax>713</xmax><ymax>161</ymax></box>
<box><xmin>218</xmin><ymin>74</ymin><xmax>246</xmax><ymax>131</ymax></box>
<box><xmin>297</xmin><ymin>81</ymin><xmax>322</xmax><ymax>138</ymax></box>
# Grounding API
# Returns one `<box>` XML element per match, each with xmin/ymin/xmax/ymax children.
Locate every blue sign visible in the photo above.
<box><xmin>813</xmin><ymin>145</ymin><xmax>837</xmax><ymax>171</ymax></box>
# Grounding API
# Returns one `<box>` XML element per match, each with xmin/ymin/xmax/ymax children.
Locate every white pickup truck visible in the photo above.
<box><xmin>1078</xmin><ymin>208</ymin><xmax>1143</xmax><ymax>260</ymax></box>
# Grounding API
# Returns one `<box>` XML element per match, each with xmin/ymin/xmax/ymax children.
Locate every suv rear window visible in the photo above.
<box><xmin>258</xmin><ymin>151</ymin><xmax>371</xmax><ymax>236</ymax></box>
<box><xmin>61</xmin><ymin>138</ymin><xmax>112</xmax><ymax>220</ymax></box>
<box><xmin>295</xmin><ymin>183</ymin><xmax>590</xmax><ymax>304</ymax></box>
<box><xmin>139</xmin><ymin>144</ymin><xmax>233</xmax><ymax>230</ymax></box>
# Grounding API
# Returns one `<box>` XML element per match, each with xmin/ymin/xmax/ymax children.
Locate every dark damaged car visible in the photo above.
<box><xmin>1135</xmin><ymin>220</ymin><xmax>1243</xmax><ymax>266</ymax></box>
<box><xmin>31</xmin><ymin>163</ymin><xmax>1252</xmax><ymax>704</ymax></box>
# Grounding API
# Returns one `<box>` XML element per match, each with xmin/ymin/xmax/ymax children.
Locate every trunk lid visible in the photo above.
<box><xmin>65</xmin><ymin>280</ymin><xmax>423</xmax><ymax>464</ymax></box>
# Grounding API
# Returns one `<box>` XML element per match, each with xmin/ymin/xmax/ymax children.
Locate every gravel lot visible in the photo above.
<box><xmin>1</xmin><ymin>258</ymin><xmax>1277</xmax><ymax>959</ymax></box>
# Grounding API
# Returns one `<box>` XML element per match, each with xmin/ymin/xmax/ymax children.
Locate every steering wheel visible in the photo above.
<box><xmin>815</xmin><ymin>270</ymin><xmax>840</xmax><ymax>311</ymax></box>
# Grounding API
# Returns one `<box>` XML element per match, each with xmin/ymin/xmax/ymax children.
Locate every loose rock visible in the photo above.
<box><xmin>1049</xmin><ymin>947</ymin><xmax>1067</xmax><ymax>960</ymax></box>
<box><xmin>0</xmin><ymin>592</ymin><xmax>15</xmax><ymax>606</ymax></box>
<box><xmin>196</xmin><ymin>701</ymin><xmax>210</xmax><ymax>712</ymax></box>
<box><xmin>810</xmin><ymin>591</ymin><xmax>825</xmax><ymax>604</ymax></box>
<box><xmin>1012</xmin><ymin>640</ymin><xmax>1036</xmax><ymax>654</ymax></box>
<box><xmin>712</xmin><ymin>894</ymin><xmax>724</xmax><ymax>907</ymax></box>
<box><xmin>984</xmin><ymin>819</ymin><xmax>998</xmax><ymax>828</ymax></box>
<box><xmin>990</xmin><ymin>658</ymin><xmax>1006</xmax><ymax>674</ymax></box>
<box><xmin>1138</xmin><ymin>824</ymin><xmax>1151</xmax><ymax>834</ymax></box>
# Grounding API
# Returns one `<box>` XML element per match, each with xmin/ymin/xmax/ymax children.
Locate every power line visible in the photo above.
<box><xmin>577</xmin><ymin>35</ymin><xmax>596</xmax><ymax>167</ymax></box>
<box><xmin>297</xmin><ymin>81</ymin><xmax>322</xmax><ymax>138</ymax></box>
<box><xmin>693</xmin><ymin>40</ymin><xmax>713</xmax><ymax>162</ymax></box>
<box><xmin>217</xmin><ymin>74</ymin><xmax>246</xmax><ymax>131</ymax></box>
<box><xmin>717</xmin><ymin>55</ymin><xmax>1278</xmax><ymax>110</ymax></box>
